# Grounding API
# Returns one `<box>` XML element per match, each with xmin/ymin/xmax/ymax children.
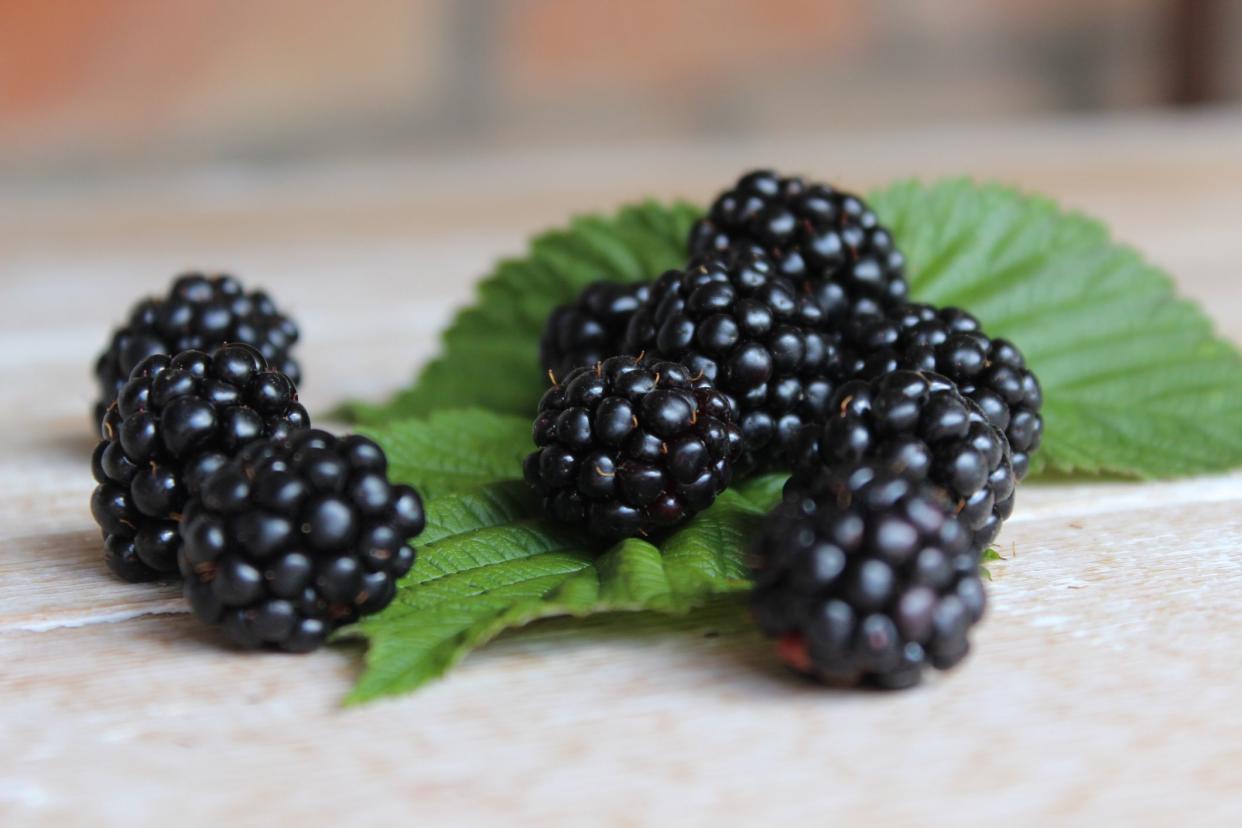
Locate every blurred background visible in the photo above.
<box><xmin>3</xmin><ymin>0</ymin><xmax>1241</xmax><ymax>413</ymax></box>
<box><xmin>2</xmin><ymin>0</ymin><xmax>1241</xmax><ymax>180</ymax></box>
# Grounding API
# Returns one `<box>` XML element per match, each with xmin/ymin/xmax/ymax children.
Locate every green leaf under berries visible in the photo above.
<box><xmin>870</xmin><ymin>178</ymin><xmax>1242</xmax><ymax>477</ymax></box>
<box><xmin>338</xmin><ymin>481</ymin><xmax>762</xmax><ymax>703</ymax></box>
<box><xmin>338</xmin><ymin>201</ymin><xmax>701</xmax><ymax>424</ymax></box>
<box><xmin>334</xmin><ymin>178</ymin><xmax>1242</xmax><ymax>702</ymax></box>
<box><xmin>359</xmin><ymin>409</ymin><xmax>530</xmax><ymax>501</ymax></box>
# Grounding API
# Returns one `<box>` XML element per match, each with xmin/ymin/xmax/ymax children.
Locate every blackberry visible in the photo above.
<box><xmin>845</xmin><ymin>303</ymin><xmax>1043</xmax><ymax>479</ymax></box>
<box><xmin>623</xmin><ymin>249</ymin><xmax>847</xmax><ymax>469</ymax></box>
<box><xmin>179</xmin><ymin>429</ymin><xmax>425</xmax><ymax>652</ymax></box>
<box><xmin>788</xmin><ymin>370</ymin><xmax>1015</xmax><ymax>550</ymax></box>
<box><xmin>540</xmin><ymin>280</ymin><xmax>651</xmax><ymax>379</ymax></box>
<box><xmin>93</xmin><ymin>272</ymin><xmax>300</xmax><ymax>428</ymax></box>
<box><xmin>523</xmin><ymin>355</ymin><xmax>742</xmax><ymax>541</ymax></box>
<box><xmin>689</xmin><ymin>170</ymin><xmax>907</xmax><ymax>321</ymax></box>
<box><xmin>89</xmin><ymin>344</ymin><xmax>310</xmax><ymax>582</ymax></box>
<box><xmin>749</xmin><ymin>464</ymin><xmax>986</xmax><ymax>689</ymax></box>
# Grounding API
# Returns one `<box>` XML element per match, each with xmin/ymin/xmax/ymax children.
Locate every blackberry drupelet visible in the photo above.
<box><xmin>93</xmin><ymin>272</ymin><xmax>300</xmax><ymax>428</ymax></box>
<box><xmin>788</xmin><ymin>370</ymin><xmax>1016</xmax><ymax>550</ymax></box>
<box><xmin>90</xmin><ymin>344</ymin><xmax>309</xmax><ymax>583</ymax></box>
<box><xmin>623</xmin><ymin>249</ymin><xmax>847</xmax><ymax>469</ymax></box>
<box><xmin>523</xmin><ymin>355</ymin><xmax>742</xmax><ymax>541</ymax></box>
<box><xmin>844</xmin><ymin>303</ymin><xmax>1043</xmax><ymax>479</ymax></box>
<box><xmin>749</xmin><ymin>464</ymin><xmax>987</xmax><ymax>689</ymax></box>
<box><xmin>179</xmin><ymin>429</ymin><xmax>425</xmax><ymax>652</ymax></box>
<box><xmin>689</xmin><ymin>170</ymin><xmax>908</xmax><ymax>322</ymax></box>
<box><xmin>540</xmin><ymin>280</ymin><xmax>651</xmax><ymax>379</ymax></box>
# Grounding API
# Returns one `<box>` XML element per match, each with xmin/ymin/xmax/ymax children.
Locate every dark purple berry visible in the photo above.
<box><xmin>524</xmin><ymin>355</ymin><xmax>742</xmax><ymax>542</ymax></box>
<box><xmin>180</xmin><ymin>431</ymin><xmax>424</xmax><ymax>652</ymax></box>
<box><xmin>750</xmin><ymin>464</ymin><xmax>985</xmax><ymax>689</ymax></box>
<box><xmin>689</xmin><ymin>170</ymin><xmax>908</xmax><ymax>321</ymax></box>
<box><xmin>93</xmin><ymin>272</ymin><xmax>301</xmax><ymax>429</ymax></box>
<box><xmin>89</xmin><ymin>344</ymin><xmax>308</xmax><ymax>583</ymax></box>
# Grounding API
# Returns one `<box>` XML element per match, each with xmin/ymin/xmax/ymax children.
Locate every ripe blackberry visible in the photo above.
<box><xmin>623</xmin><ymin>249</ymin><xmax>847</xmax><ymax>469</ymax></box>
<box><xmin>788</xmin><ymin>370</ymin><xmax>1016</xmax><ymax>550</ymax></box>
<box><xmin>689</xmin><ymin>170</ymin><xmax>908</xmax><ymax>321</ymax></box>
<box><xmin>845</xmin><ymin>304</ymin><xmax>1043</xmax><ymax>479</ymax></box>
<box><xmin>179</xmin><ymin>429</ymin><xmax>425</xmax><ymax>652</ymax></box>
<box><xmin>93</xmin><ymin>272</ymin><xmax>300</xmax><ymax>428</ymax></box>
<box><xmin>523</xmin><ymin>355</ymin><xmax>742</xmax><ymax>541</ymax></box>
<box><xmin>540</xmin><ymin>280</ymin><xmax>651</xmax><ymax>379</ymax></box>
<box><xmin>89</xmin><ymin>344</ymin><xmax>310</xmax><ymax>583</ymax></box>
<box><xmin>749</xmin><ymin>464</ymin><xmax>987</xmax><ymax>689</ymax></box>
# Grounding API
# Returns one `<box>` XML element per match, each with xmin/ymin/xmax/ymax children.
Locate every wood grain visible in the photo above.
<box><xmin>2</xmin><ymin>114</ymin><xmax>1241</xmax><ymax>826</ymax></box>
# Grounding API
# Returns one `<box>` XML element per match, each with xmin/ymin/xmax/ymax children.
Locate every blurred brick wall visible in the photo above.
<box><xmin>0</xmin><ymin>0</ymin><xmax>440</xmax><ymax>168</ymax></box>
<box><xmin>1</xmin><ymin>0</ymin><xmax>1239</xmax><ymax>173</ymax></box>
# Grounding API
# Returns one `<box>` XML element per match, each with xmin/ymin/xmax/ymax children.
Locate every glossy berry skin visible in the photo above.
<box><xmin>623</xmin><ymin>249</ymin><xmax>847</xmax><ymax>469</ymax></box>
<box><xmin>750</xmin><ymin>464</ymin><xmax>986</xmax><ymax>689</ymax></box>
<box><xmin>179</xmin><ymin>429</ymin><xmax>425</xmax><ymax>652</ymax></box>
<box><xmin>90</xmin><ymin>344</ymin><xmax>310</xmax><ymax>582</ymax></box>
<box><xmin>788</xmin><ymin>370</ymin><xmax>1016</xmax><ymax>550</ymax></box>
<box><xmin>540</xmin><ymin>280</ymin><xmax>651</xmax><ymax>380</ymax></box>
<box><xmin>93</xmin><ymin>272</ymin><xmax>300</xmax><ymax>429</ymax></box>
<box><xmin>844</xmin><ymin>303</ymin><xmax>1044</xmax><ymax>480</ymax></box>
<box><xmin>524</xmin><ymin>355</ymin><xmax>742</xmax><ymax>541</ymax></box>
<box><xmin>689</xmin><ymin>170</ymin><xmax>908</xmax><ymax>322</ymax></box>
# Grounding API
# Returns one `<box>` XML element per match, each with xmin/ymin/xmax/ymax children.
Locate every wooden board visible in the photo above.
<box><xmin>2</xmin><ymin>113</ymin><xmax>1241</xmax><ymax>826</ymax></box>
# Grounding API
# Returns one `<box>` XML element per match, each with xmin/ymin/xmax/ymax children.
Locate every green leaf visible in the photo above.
<box><xmin>360</xmin><ymin>408</ymin><xmax>530</xmax><ymax>500</ymax></box>
<box><xmin>338</xmin><ymin>200</ymin><xmax>701</xmax><ymax>424</ymax></box>
<box><xmin>340</xmin><ymin>482</ymin><xmax>762</xmax><ymax>703</ymax></box>
<box><xmin>979</xmin><ymin>547</ymin><xmax>1003</xmax><ymax>581</ymax></box>
<box><xmin>731</xmin><ymin>472</ymin><xmax>787</xmax><ymax>512</ymax></box>
<box><xmin>871</xmin><ymin>178</ymin><xmax>1242</xmax><ymax>478</ymax></box>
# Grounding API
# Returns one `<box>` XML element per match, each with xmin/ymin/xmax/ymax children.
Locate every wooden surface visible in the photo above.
<box><xmin>2</xmin><ymin>112</ymin><xmax>1242</xmax><ymax>827</ymax></box>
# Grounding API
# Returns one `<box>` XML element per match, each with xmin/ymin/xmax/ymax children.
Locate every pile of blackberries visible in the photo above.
<box><xmin>533</xmin><ymin>170</ymin><xmax>1043</xmax><ymax>688</ymax></box>
<box><xmin>87</xmin><ymin>171</ymin><xmax>1041</xmax><ymax>688</ymax></box>
<box><xmin>89</xmin><ymin>274</ymin><xmax>424</xmax><ymax>652</ymax></box>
